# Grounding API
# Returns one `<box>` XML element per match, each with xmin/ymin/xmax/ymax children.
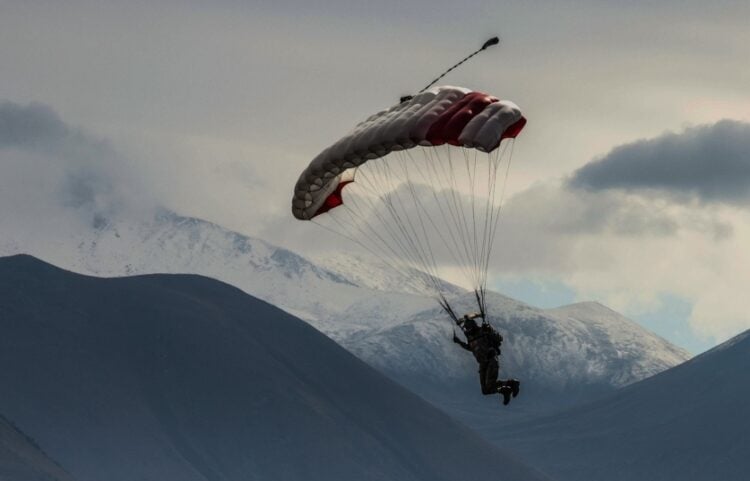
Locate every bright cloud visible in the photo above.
<box><xmin>489</xmin><ymin>120</ymin><xmax>750</xmax><ymax>344</ymax></box>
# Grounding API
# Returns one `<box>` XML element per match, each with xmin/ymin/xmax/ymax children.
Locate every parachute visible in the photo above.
<box><xmin>291</xmin><ymin>85</ymin><xmax>526</xmax><ymax>318</ymax></box>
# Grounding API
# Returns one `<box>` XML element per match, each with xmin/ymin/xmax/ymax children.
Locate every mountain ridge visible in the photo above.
<box><xmin>0</xmin><ymin>254</ymin><xmax>550</xmax><ymax>481</ymax></box>
<box><xmin>492</xmin><ymin>325</ymin><xmax>750</xmax><ymax>481</ymax></box>
<box><xmin>0</xmin><ymin>212</ymin><xmax>691</xmax><ymax>422</ymax></box>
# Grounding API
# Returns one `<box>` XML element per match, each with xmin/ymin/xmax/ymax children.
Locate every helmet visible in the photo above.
<box><xmin>460</xmin><ymin>316</ymin><xmax>479</xmax><ymax>331</ymax></box>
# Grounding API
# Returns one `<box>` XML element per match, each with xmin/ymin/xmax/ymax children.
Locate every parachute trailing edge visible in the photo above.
<box><xmin>292</xmin><ymin>86</ymin><xmax>526</xmax><ymax>221</ymax></box>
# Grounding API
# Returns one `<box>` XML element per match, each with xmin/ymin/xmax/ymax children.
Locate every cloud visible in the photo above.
<box><xmin>0</xmin><ymin>101</ymin><xmax>155</xmax><ymax>227</ymax></box>
<box><xmin>478</xmin><ymin>123</ymin><xmax>750</xmax><ymax>345</ymax></box>
<box><xmin>489</xmin><ymin>182</ymin><xmax>730</xmax><ymax>273</ymax></box>
<box><xmin>262</xmin><ymin>123</ymin><xmax>749</xmax><ymax>346</ymax></box>
<box><xmin>569</xmin><ymin>120</ymin><xmax>750</xmax><ymax>204</ymax></box>
<box><xmin>0</xmin><ymin>101</ymin><xmax>70</xmax><ymax>148</ymax></box>
<box><xmin>484</xmin><ymin>175</ymin><xmax>746</xmax><ymax>345</ymax></box>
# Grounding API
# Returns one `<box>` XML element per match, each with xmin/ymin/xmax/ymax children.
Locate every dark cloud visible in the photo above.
<box><xmin>0</xmin><ymin>101</ymin><xmax>70</xmax><ymax>148</ymax></box>
<box><xmin>0</xmin><ymin>100</ymin><xmax>154</xmax><ymax>226</ymax></box>
<box><xmin>569</xmin><ymin>120</ymin><xmax>750</xmax><ymax>204</ymax></box>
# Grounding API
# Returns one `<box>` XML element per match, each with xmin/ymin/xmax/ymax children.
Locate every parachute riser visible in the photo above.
<box><xmin>475</xmin><ymin>288</ymin><xmax>487</xmax><ymax>320</ymax></box>
<box><xmin>438</xmin><ymin>289</ymin><xmax>488</xmax><ymax>326</ymax></box>
<box><xmin>438</xmin><ymin>294</ymin><xmax>460</xmax><ymax>324</ymax></box>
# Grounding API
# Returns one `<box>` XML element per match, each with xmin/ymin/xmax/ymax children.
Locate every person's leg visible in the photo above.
<box><xmin>486</xmin><ymin>357</ymin><xmax>500</xmax><ymax>390</ymax></box>
<box><xmin>487</xmin><ymin>358</ymin><xmax>513</xmax><ymax>405</ymax></box>
<box><xmin>479</xmin><ymin>362</ymin><xmax>496</xmax><ymax>395</ymax></box>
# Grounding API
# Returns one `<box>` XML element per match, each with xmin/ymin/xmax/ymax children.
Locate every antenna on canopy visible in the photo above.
<box><xmin>400</xmin><ymin>36</ymin><xmax>501</xmax><ymax>103</ymax></box>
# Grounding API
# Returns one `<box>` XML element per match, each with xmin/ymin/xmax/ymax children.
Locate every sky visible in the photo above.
<box><xmin>1</xmin><ymin>0</ymin><xmax>749</xmax><ymax>353</ymax></box>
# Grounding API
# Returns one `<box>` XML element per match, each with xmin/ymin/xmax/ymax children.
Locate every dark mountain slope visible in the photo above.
<box><xmin>494</xmin><ymin>328</ymin><xmax>750</xmax><ymax>481</ymax></box>
<box><xmin>0</xmin><ymin>255</ymin><xmax>547</xmax><ymax>481</ymax></box>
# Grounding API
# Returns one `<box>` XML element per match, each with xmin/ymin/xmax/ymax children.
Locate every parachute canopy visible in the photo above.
<box><xmin>291</xmin><ymin>85</ymin><xmax>526</xmax><ymax>317</ymax></box>
<box><xmin>292</xmin><ymin>86</ymin><xmax>525</xmax><ymax>221</ymax></box>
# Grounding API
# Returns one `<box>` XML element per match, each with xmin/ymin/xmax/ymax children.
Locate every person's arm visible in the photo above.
<box><xmin>452</xmin><ymin>331</ymin><xmax>471</xmax><ymax>351</ymax></box>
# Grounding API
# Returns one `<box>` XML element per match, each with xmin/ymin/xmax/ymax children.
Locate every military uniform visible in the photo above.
<box><xmin>453</xmin><ymin>315</ymin><xmax>519</xmax><ymax>404</ymax></box>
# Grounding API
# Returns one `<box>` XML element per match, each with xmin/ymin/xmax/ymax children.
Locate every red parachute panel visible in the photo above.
<box><xmin>312</xmin><ymin>180</ymin><xmax>353</xmax><ymax>218</ymax></box>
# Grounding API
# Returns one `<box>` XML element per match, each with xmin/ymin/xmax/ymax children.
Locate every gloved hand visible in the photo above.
<box><xmin>452</xmin><ymin>332</ymin><xmax>461</xmax><ymax>344</ymax></box>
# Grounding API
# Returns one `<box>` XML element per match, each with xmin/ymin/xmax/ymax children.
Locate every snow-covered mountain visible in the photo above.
<box><xmin>341</xmin><ymin>291</ymin><xmax>690</xmax><ymax>431</ymax></box>
<box><xmin>0</xmin><ymin>255</ymin><xmax>549</xmax><ymax>481</ymax></box>
<box><xmin>0</xmin><ymin>414</ymin><xmax>77</xmax><ymax>481</ymax></box>
<box><xmin>0</xmin><ymin>211</ymin><xmax>690</xmax><ymax>422</ymax></box>
<box><xmin>0</xmin><ymin>211</ymin><xmax>436</xmax><ymax>339</ymax></box>
<box><xmin>491</xmin><ymin>327</ymin><xmax>750</xmax><ymax>481</ymax></box>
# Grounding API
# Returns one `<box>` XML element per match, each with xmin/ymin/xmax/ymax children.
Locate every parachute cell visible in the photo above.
<box><xmin>292</xmin><ymin>86</ymin><xmax>525</xmax><ymax>221</ymax></box>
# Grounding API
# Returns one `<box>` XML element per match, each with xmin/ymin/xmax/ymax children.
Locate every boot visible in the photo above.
<box><xmin>505</xmin><ymin>379</ymin><xmax>520</xmax><ymax>398</ymax></box>
<box><xmin>498</xmin><ymin>385</ymin><xmax>512</xmax><ymax>405</ymax></box>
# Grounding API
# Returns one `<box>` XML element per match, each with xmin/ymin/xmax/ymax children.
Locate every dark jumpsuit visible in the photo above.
<box><xmin>455</xmin><ymin>323</ymin><xmax>504</xmax><ymax>395</ymax></box>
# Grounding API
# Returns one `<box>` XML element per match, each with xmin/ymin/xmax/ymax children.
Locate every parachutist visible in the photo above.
<box><xmin>291</xmin><ymin>85</ymin><xmax>527</xmax><ymax>394</ymax></box>
<box><xmin>453</xmin><ymin>314</ymin><xmax>520</xmax><ymax>405</ymax></box>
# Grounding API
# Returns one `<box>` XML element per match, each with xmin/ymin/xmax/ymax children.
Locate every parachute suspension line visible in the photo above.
<box><xmin>310</xmin><ymin>215</ymin><xmax>407</xmax><ymax>280</ymax></box>
<box><xmin>357</xmin><ymin>160</ymin><xmax>423</xmax><ymax>263</ymax></box>
<box><xmin>475</xmin><ymin>288</ymin><xmax>487</xmax><ymax>319</ymax></box>
<box><xmin>431</xmin><ymin>146</ymin><xmax>479</xmax><ymax>285</ymax></box>
<box><xmin>425</xmin><ymin>149</ymin><xmax>471</xmax><ymax>278</ymax></box>
<box><xmin>477</xmin><ymin>148</ymin><xmax>495</xmax><ymax>291</ymax></box>
<box><xmin>465</xmin><ymin>147</ymin><xmax>486</xmax><ymax>292</ymax></box>
<box><xmin>475</xmin><ymin>150</ymin><xmax>508</xmax><ymax>318</ymax></box>
<box><xmin>488</xmin><ymin>142</ymin><xmax>515</xmax><ymax>249</ymax></box>
<box><xmin>415</xmin><ymin>144</ymin><xmax>499</xmax><ymax>296</ymax></box>
<box><xmin>401</xmin><ymin>150</ymin><xmax>481</xmax><ymax>288</ymax></box>
<box><xmin>340</xmin><ymin>138</ymin><xmax>515</xmax><ymax>313</ymax></box>
<box><xmin>292</xmin><ymin>82</ymin><xmax>526</xmax><ymax>325</ymax></box>
<box><xmin>327</xmin><ymin>204</ymin><xmax>408</xmax><ymax>270</ymax></box>
<box><xmin>419</xmin><ymin>146</ymin><xmax>475</xmax><ymax>279</ymax></box>
<box><xmin>464</xmin><ymin>147</ymin><xmax>482</xmax><ymax>289</ymax></box>
<box><xmin>482</xmin><ymin>140</ymin><xmax>516</xmax><ymax>293</ymax></box>
<box><xmin>330</xmin><ymin>201</ymin><xmax>439</xmax><ymax>293</ymax></box>
<box><xmin>402</xmin><ymin>149</ymin><xmax>476</xmax><ymax>283</ymax></box>
<box><xmin>374</xmin><ymin>159</ymin><xmax>444</xmax><ymax>288</ymax></box>
<box><xmin>445</xmin><ymin>147</ymin><xmax>477</xmax><ymax>274</ymax></box>
<box><xmin>340</xmin><ymin>198</ymin><xmax>419</xmax><ymax>276</ymax></box>
<box><xmin>394</xmin><ymin>153</ymin><xmax>444</xmax><ymax>284</ymax></box>
<box><xmin>477</xmin><ymin>145</ymin><xmax>498</xmax><ymax>289</ymax></box>
<box><xmin>326</xmin><ymin>169</ymin><xmax>440</xmax><ymax>290</ymax></box>
<box><xmin>348</xmin><ymin>159</ymin><xmax>447</xmax><ymax>294</ymax></box>
<box><xmin>388</xmin><ymin>156</ymin><xmax>444</xmax><ymax>284</ymax></box>
<box><xmin>460</xmin><ymin>148</ymin><xmax>475</xmax><ymax>284</ymax></box>
<box><xmin>472</xmin><ymin>149</ymin><xmax>482</xmax><ymax>287</ymax></box>
<box><xmin>312</xmin><ymin>212</ymin><xmax>423</xmax><ymax>288</ymax></box>
<box><xmin>438</xmin><ymin>293</ymin><xmax>460</xmax><ymax>323</ymax></box>
<box><xmin>435</xmin><ymin>146</ymin><xmax>477</xmax><ymax>279</ymax></box>
<box><xmin>404</xmin><ymin>151</ymin><xmax>478</xmax><ymax>284</ymax></box>
<box><xmin>416</xmin><ymin>36</ymin><xmax>500</xmax><ymax>95</ymax></box>
<box><xmin>478</xmin><ymin>145</ymin><xmax>505</xmax><ymax>292</ymax></box>
<box><xmin>346</xmin><ymin>191</ymin><xmax>440</xmax><ymax>293</ymax></box>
